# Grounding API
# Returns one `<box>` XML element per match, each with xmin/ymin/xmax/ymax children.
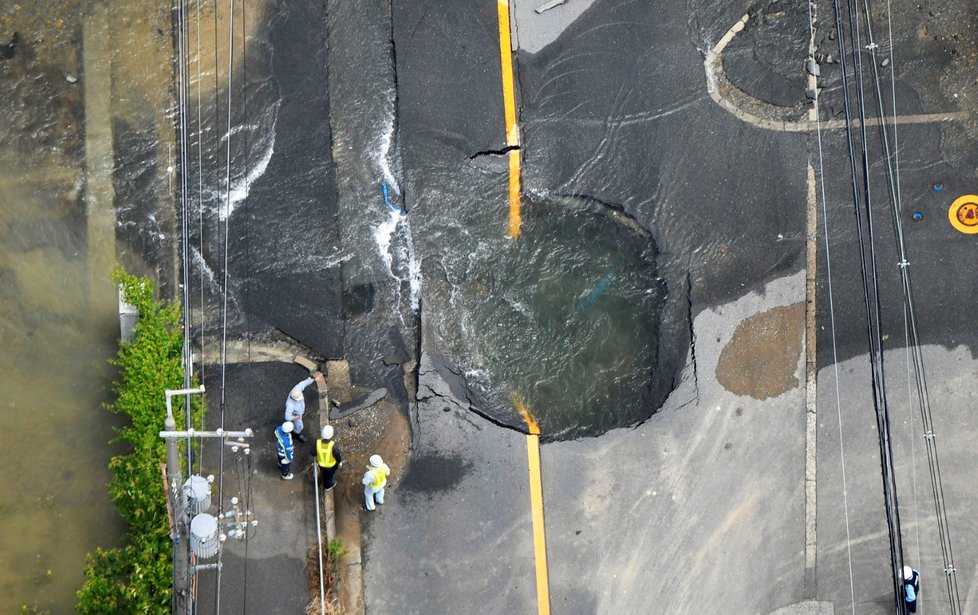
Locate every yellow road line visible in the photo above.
<box><xmin>497</xmin><ymin>0</ymin><xmax>522</xmax><ymax>237</ymax></box>
<box><xmin>525</xmin><ymin>433</ymin><xmax>551</xmax><ymax>615</ymax></box>
<box><xmin>508</xmin><ymin>149</ymin><xmax>522</xmax><ymax>237</ymax></box>
<box><xmin>513</xmin><ymin>394</ymin><xmax>540</xmax><ymax>435</ymax></box>
<box><xmin>513</xmin><ymin>394</ymin><xmax>550</xmax><ymax>615</ymax></box>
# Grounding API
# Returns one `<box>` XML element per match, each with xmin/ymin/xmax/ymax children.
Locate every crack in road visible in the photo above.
<box><xmin>684</xmin><ymin>268</ymin><xmax>700</xmax><ymax>403</ymax></box>
<box><xmin>468</xmin><ymin>144</ymin><xmax>521</xmax><ymax>159</ymax></box>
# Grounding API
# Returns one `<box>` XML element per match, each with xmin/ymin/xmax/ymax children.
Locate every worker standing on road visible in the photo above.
<box><xmin>285</xmin><ymin>372</ymin><xmax>324</xmax><ymax>443</ymax></box>
<box><xmin>362</xmin><ymin>454</ymin><xmax>390</xmax><ymax>512</ymax></box>
<box><xmin>275</xmin><ymin>421</ymin><xmax>295</xmax><ymax>480</ymax></box>
<box><xmin>312</xmin><ymin>425</ymin><xmax>342</xmax><ymax>491</ymax></box>
<box><xmin>901</xmin><ymin>565</ymin><xmax>920</xmax><ymax>613</ymax></box>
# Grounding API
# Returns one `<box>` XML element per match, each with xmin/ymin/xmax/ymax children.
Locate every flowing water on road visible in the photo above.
<box><xmin>0</xmin><ymin>1</ymin><xmax>676</xmax><ymax>607</ymax></box>
<box><xmin>437</xmin><ymin>196</ymin><xmax>666</xmax><ymax>439</ymax></box>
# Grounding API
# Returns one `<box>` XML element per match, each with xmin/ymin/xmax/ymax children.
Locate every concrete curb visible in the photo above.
<box><xmin>293</xmin><ymin>356</ymin><xmax>359</xmax><ymax>613</ymax></box>
<box><xmin>293</xmin><ymin>356</ymin><xmax>364</xmax><ymax>615</ymax></box>
<box><xmin>703</xmin><ymin>13</ymin><xmax>966</xmax><ymax>133</ymax></box>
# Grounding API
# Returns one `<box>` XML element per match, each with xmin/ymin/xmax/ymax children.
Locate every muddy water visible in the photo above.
<box><xmin>0</xmin><ymin>7</ymin><xmax>118</xmax><ymax>614</ymax></box>
<box><xmin>0</xmin><ymin>0</ymin><xmax>184</xmax><ymax>611</ymax></box>
<box><xmin>432</xmin><ymin>196</ymin><xmax>667</xmax><ymax>440</ymax></box>
<box><xmin>0</xmin><ymin>190</ymin><xmax>124</xmax><ymax>613</ymax></box>
<box><xmin>0</xmin><ymin>116</ymin><xmax>124</xmax><ymax>613</ymax></box>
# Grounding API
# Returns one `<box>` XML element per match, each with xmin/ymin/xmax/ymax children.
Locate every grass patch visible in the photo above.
<box><xmin>305</xmin><ymin>537</ymin><xmax>346</xmax><ymax>615</ymax></box>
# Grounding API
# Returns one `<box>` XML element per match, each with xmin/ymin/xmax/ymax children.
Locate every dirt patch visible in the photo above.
<box><xmin>321</xmin><ymin>361</ymin><xmax>411</xmax><ymax>513</ymax></box>
<box><xmin>325</xmin><ymin>386</ymin><xmax>410</xmax><ymax>615</ymax></box>
<box><xmin>715</xmin><ymin>302</ymin><xmax>805</xmax><ymax>400</ymax></box>
<box><xmin>330</xmin><ymin>397</ymin><xmax>410</xmax><ymax>499</ymax></box>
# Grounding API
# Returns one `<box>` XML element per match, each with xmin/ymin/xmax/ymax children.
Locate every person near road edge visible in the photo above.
<box><xmin>901</xmin><ymin>565</ymin><xmax>920</xmax><ymax>614</ymax></box>
<box><xmin>312</xmin><ymin>424</ymin><xmax>342</xmax><ymax>490</ymax></box>
<box><xmin>275</xmin><ymin>421</ymin><xmax>295</xmax><ymax>480</ymax></box>
<box><xmin>285</xmin><ymin>372</ymin><xmax>324</xmax><ymax>443</ymax></box>
<box><xmin>362</xmin><ymin>454</ymin><xmax>390</xmax><ymax>511</ymax></box>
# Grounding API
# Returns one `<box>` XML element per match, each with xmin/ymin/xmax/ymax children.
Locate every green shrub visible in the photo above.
<box><xmin>326</xmin><ymin>538</ymin><xmax>348</xmax><ymax>562</ymax></box>
<box><xmin>326</xmin><ymin>538</ymin><xmax>348</xmax><ymax>575</ymax></box>
<box><xmin>76</xmin><ymin>269</ymin><xmax>203</xmax><ymax>614</ymax></box>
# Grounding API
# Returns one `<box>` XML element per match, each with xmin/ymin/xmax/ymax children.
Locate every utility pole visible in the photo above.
<box><xmin>161</xmin><ymin>386</ymin><xmax>254</xmax><ymax>615</ymax></box>
<box><xmin>163</xmin><ymin>386</ymin><xmax>201</xmax><ymax>615</ymax></box>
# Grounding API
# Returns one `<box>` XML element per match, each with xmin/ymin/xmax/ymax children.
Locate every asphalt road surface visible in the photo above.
<box><xmin>365</xmin><ymin>1</ymin><xmax>978</xmax><ymax>613</ymax></box>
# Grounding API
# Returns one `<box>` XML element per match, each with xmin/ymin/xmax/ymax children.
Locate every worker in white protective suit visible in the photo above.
<box><xmin>362</xmin><ymin>454</ymin><xmax>391</xmax><ymax>512</ymax></box>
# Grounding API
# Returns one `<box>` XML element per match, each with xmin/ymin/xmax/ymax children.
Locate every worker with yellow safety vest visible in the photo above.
<box><xmin>362</xmin><ymin>454</ymin><xmax>391</xmax><ymax>512</ymax></box>
<box><xmin>311</xmin><ymin>425</ymin><xmax>342</xmax><ymax>490</ymax></box>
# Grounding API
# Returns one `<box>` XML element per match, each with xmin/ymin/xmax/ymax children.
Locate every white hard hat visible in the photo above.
<box><xmin>290</xmin><ymin>388</ymin><xmax>303</xmax><ymax>401</ymax></box>
<box><xmin>369</xmin><ymin>454</ymin><xmax>383</xmax><ymax>468</ymax></box>
<box><xmin>902</xmin><ymin>566</ymin><xmax>913</xmax><ymax>580</ymax></box>
<box><xmin>282</xmin><ymin>421</ymin><xmax>294</xmax><ymax>433</ymax></box>
<box><xmin>321</xmin><ymin>425</ymin><xmax>334</xmax><ymax>440</ymax></box>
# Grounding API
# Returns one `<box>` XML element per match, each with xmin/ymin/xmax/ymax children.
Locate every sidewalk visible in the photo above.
<box><xmin>196</xmin><ymin>361</ymin><xmax>320</xmax><ymax>614</ymax></box>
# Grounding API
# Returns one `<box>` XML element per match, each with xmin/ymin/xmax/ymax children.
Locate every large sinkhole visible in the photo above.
<box><xmin>442</xmin><ymin>196</ymin><xmax>675</xmax><ymax>440</ymax></box>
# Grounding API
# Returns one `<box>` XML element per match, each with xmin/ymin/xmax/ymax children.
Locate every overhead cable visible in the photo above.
<box><xmin>806</xmin><ymin>0</ymin><xmax>857</xmax><ymax>608</ymax></box>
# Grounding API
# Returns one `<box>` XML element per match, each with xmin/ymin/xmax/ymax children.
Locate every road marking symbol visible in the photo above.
<box><xmin>948</xmin><ymin>195</ymin><xmax>978</xmax><ymax>234</ymax></box>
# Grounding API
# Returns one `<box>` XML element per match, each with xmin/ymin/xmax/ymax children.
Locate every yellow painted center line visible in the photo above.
<box><xmin>508</xmin><ymin>148</ymin><xmax>522</xmax><ymax>238</ymax></box>
<box><xmin>497</xmin><ymin>0</ymin><xmax>522</xmax><ymax>238</ymax></box>
<box><xmin>514</xmin><ymin>395</ymin><xmax>551</xmax><ymax>615</ymax></box>
<box><xmin>525</xmin><ymin>433</ymin><xmax>551</xmax><ymax>615</ymax></box>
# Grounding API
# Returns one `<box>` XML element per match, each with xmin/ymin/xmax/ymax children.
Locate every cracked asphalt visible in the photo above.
<box><xmin>32</xmin><ymin>0</ymin><xmax>976</xmax><ymax>611</ymax></box>
<box><xmin>362</xmin><ymin>1</ymin><xmax>978</xmax><ymax>613</ymax></box>
<box><xmin>180</xmin><ymin>0</ymin><xmax>978</xmax><ymax>611</ymax></box>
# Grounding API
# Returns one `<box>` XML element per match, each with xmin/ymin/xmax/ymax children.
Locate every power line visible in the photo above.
<box><xmin>174</xmin><ymin>0</ymin><xmax>197</xmax><ymax>610</ymax></box>
<box><xmin>239</xmin><ymin>0</ymin><xmax>251</xmax><ymax>609</ymax></box>
<box><xmin>826</xmin><ymin>2</ymin><xmax>964</xmax><ymax>612</ymax></box>
<box><xmin>842</xmin><ymin>0</ymin><xmax>963</xmax><ymax>610</ymax></box>
<box><xmin>170</xmin><ymin>0</ymin><xmax>262</xmax><ymax>613</ymax></box>
<box><xmin>806</xmin><ymin>0</ymin><xmax>857</xmax><ymax>609</ymax></box>
<box><xmin>215</xmin><ymin>0</ymin><xmax>236</xmax><ymax>608</ymax></box>
<box><xmin>860</xmin><ymin>2</ymin><xmax>962</xmax><ymax>609</ymax></box>
<box><xmin>196</xmin><ymin>0</ymin><xmax>207</xmax><ymax>398</ymax></box>
<box><xmin>830</xmin><ymin>0</ymin><xmax>906</xmax><ymax>609</ymax></box>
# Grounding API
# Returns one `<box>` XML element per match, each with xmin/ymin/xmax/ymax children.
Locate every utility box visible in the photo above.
<box><xmin>118</xmin><ymin>285</ymin><xmax>138</xmax><ymax>343</ymax></box>
<box><xmin>183</xmin><ymin>475</ymin><xmax>211</xmax><ymax>516</ymax></box>
<box><xmin>190</xmin><ymin>513</ymin><xmax>219</xmax><ymax>559</ymax></box>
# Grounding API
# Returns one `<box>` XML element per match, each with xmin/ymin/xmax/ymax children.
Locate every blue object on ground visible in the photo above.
<box><xmin>576</xmin><ymin>268</ymin><xmax>615</xmax><ymax>311</ymax></box>
<box><xmin>382</xmin><ymin>182</ymin><xmax>407</xmax><ymax>213</ymax></box>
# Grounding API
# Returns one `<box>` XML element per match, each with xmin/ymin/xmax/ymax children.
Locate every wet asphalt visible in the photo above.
<box><xmin>163</xmin><ymin>0</ymin><xmax>978</xmax><ymax>612</ymax></box>
<box><xmin>367</xmin><ymin>0</ymin><xmax>978</xmax><ymax>613</ymax></box>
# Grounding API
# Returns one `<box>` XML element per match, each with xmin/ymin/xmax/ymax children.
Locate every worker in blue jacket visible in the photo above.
<box><xmin>275</xmin><ymin>421</ymin><xmax>295</xmax><ymax>480</ymax></box>
<box><xmin>901</xmin><ymin>565</ymin><xmax>920</xmax><ymax>613</ymax></box>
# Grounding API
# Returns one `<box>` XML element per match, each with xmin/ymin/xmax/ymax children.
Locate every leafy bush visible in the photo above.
<box><xmin>76</xmin><ymin>269</ymin><xmax>203</xmax><ymax>614</ymax></box>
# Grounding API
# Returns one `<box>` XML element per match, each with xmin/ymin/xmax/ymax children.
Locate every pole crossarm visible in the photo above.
<box><xmin>164</xmin><ymin>385</ymin><xmax>206</xmax><ymax>420</ymax></box>
<box><xmin>160</xmin><ymin>429</ymin><xmax>254</xmax><ymax>439</ymax></box>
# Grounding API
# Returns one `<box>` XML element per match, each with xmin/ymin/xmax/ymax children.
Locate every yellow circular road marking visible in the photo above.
<box><xmin>948</xmin><ymin>194</ymin><xmax>978</xmax><ymax>234</ymax></box>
